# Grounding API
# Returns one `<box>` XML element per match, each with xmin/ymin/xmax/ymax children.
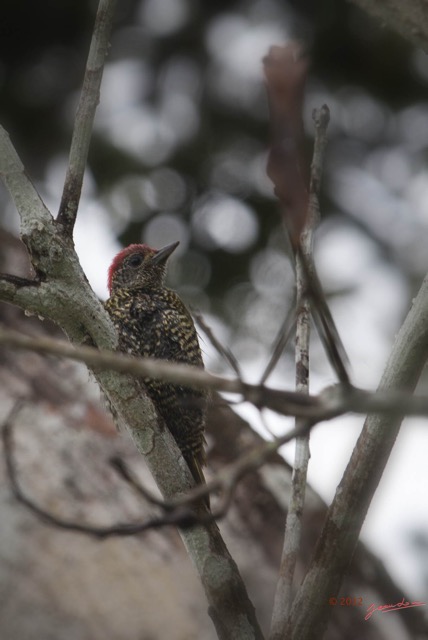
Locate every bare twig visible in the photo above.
<box><xmin>1</xmin><ymin>407</ymin><xmax>230</xmax><ymax>535</ymax></box>
<box><xmin>260</xmin><ymin>298</ymin><xmax>296</xmax><ymax>385</ymax></box>
<box><xmin>2</xmin><ymin>325</ymin><xmax>428</xmax><ymax>421</ymax></box>
<box><xmin>109</xmin><ymin>456</ymin><xmax>171</xmax><ymax>507</ymax></box>
<box><xmin>57</xmin><ymin>0</ymin><xmax>117</xmax><ymax>233</ymax></box>
<box><xmin>300</xmin><ymin>253</ymin><xmax>350</xmax><ymax>385</ymax></box>
<box><xmin>0</xmin><ymin>324</ymin><xmax>320</xmax><ymax>417</ymax></box>
<box><xmin>286</xmin><ymin>248</ymin><xmax>428</xmax><ymax>639</ymax></box>
<box><xmin>0</xmin><ymin>274</ymin><xmax>38</xmax><ymax>287</ymax></box>
<box><xmin>270</xmin><ymin>106</ymin><xmax>330</xmax><ymax>639</ymax></box>
<box><xmin>293</xmin><ymin>110</ymin><xmax>350</xmax><ymax>385</ymax></box>
<box><xmin>1</xmin><ymin>400</ymin><xmax>314</xmax><ymax>538</ymax></box>
<box><xmin>194</xmin><ymin>312</ymin><xmax>242</xmax><ymax>377</ymax></box>
<box><xmin>109</xmin><ymin>456</ymin><xmax>233</xmax><ymax>520</ymax></box>
<box><xmin>110</xmin><ymin>417</ymin><xmax>320</xmax><ymax>518</ymax></box>
<box><xmin>1</xmin><ymin>407</ymin><xmax>189</xmax><ymax>535</ymax></box>
<box><xmin>263</xmin><ymin>47</ymin><xmax>350</xmax><ymax>387</ymax></box>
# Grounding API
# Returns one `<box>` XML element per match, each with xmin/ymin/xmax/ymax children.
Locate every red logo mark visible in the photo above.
<box><xmin>365</xmin><ymin>597</ymin><xmax>426</xmax><ymax>621</ymax></box>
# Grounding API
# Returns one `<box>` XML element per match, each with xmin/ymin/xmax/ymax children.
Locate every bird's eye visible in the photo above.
<box><xmin>128</xmin><ymin>254</ymin><xmax>143</xmax><ymax>268</ymax></box>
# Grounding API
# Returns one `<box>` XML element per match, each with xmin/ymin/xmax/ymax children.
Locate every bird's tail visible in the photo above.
<box><xmin>188</xmin><ymin>456</ymin><xmax>210</xmax><ymax>510</ymax></box>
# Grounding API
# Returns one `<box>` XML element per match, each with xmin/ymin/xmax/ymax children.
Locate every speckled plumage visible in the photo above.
<box><xmin>105</xmin><ymin>242</ymin><xmax>207</xmax><ymax>491</ymax></box>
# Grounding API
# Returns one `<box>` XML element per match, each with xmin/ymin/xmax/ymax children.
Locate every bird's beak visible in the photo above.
<box><xmin>151</xmin><ymin>241</ymin><xmax>180</xmax><ymax>265</ymax></box>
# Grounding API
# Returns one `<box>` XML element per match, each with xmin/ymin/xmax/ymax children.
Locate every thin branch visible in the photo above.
<box><xmin>5</xmin><ymin>449</ymin><xmax>205</xmax><ymax>536</ymax></box>
<box><xmin>194</xmin><ymin>312</ymin><xmax>242</xmax><ymax>377</ymax></box>
<box><xmin>286</xmin><ymin>249</ymin><xmax>428</xmax><ymax>640</ymax></box>
<box><xmin>113</xmin><ymin>419</ymin><xmax>319</xmax><ymax>515</ymax></box>
<box><xmin>4</xmin><ymin>402</ymin><xmax>278</xmax><ymax>640</ymax></box>
<box><xmin>308</xmin><ymin>106</ymin><xmax>330</xmax><ymax>199</ymax></box>
<box><xmin>1</xmin><ymin>406</ymin><xmax>229</xmax><ymax>535</ymax></box>
<box><xmin>260</xmin><ymin>298</ymin><xmax>296</xmax><ymax>385</ymax></box>
<box><xmin>270</xmin><ymin>105</ymin><xmax>330</xmax><ymax>639</ymax></box>
<box><xmin>109</xmin><ymin>456</ymin><xmax>171</xmax><ymax>507</ymax></box>
<box><xmin>0</xmin><ymin>324</ymin><xmax>318</xmax><ymax>417</ymax></box>
<box><xmin>300</xmin><ymin>252</ymin><xmax>350</xmax><ymax>385</ymax></box>
<box><xmin>57</xmin><ymin>0</ymin><xmax>117</xmax><ymax>233</ymax></box>
<box><xmin>2</xmin><ymin>400</ymin><xmax>315</xmax><ymax>538</ymax></box>
<box><xmin>270</xmin><ymin>289</ymin><xmax>311</xmax><ymax>637</ymax></box>
<box><xmin>263</xmin><ymin>48</ymin><xmax>350</xmax><ymax>387</ymax></box>
<box><xmin>0</xmin><ymin>274</ymin><xmax>39</xmax><ymax>287</ymax></box>
<box><xmin>109</xmin><ymin>455</ymin><xmax>235</xmax><ymax>520</ymax></box>
<box><xmin>3</xmin><ymin>325</ymin><xmax>428</xmax><ymax>422</ymax></box>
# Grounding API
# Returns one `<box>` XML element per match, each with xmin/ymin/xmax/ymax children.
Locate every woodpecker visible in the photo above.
<box><xmin>105</xmin><ymin>241</ymin><xmax>208</xmax><ymax>498</ymax></box>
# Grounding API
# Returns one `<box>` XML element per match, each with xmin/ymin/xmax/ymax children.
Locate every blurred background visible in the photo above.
<box><xmin>1</xmin><ymin>0</ymin><xmax>428</xmax><ymax>609</ymax></box>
